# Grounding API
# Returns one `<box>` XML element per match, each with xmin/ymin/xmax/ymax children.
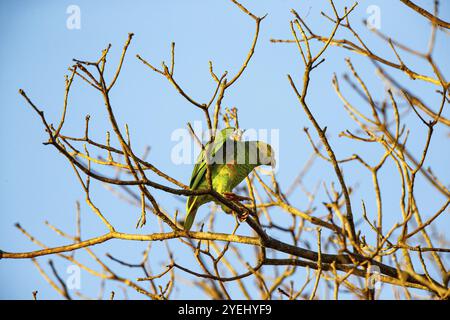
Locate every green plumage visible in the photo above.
<box><xmin>184</xmin><ymin>128</ymin><xmax>275</xmax><ymax>230</ymax></box>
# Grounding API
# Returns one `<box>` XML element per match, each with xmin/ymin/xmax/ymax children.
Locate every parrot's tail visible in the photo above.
<box><xmin>184</xmin><ymin>196</ymin><xmax>198</xmax><ymax>231</ymax></box>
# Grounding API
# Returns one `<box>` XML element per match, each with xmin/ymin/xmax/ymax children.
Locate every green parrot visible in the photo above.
<box><xmin>184</xmin><ymin>127</ymin><xmax>276</xmax><ymax>230</ymax></box>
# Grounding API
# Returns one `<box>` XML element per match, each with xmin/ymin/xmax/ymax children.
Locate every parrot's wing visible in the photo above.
<box><xmin>189</xmin><ymin>127</ymin><xmax>236</xmax><ymax>190</ymax></box>
<box><xmin>184</xmin><ymin>127</ymin><xmax>237</xmax><ymax>230</ymax></box>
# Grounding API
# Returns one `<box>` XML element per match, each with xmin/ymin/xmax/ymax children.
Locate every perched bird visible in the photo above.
<box><xmin>184</xmin><ymin>127</ymin><xmax>276</xmax><ymax>230</ymax></box>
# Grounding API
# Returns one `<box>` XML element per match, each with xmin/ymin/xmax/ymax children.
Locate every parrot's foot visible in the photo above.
<box><xmin>222</xmin><ymin>193</ymin><xmax>252</xmax><ymax>222</ymax></box>
<box><xmin>236</xmin><ymin>210</ymin><xmax>249</xmax><ymax>223</ymax></box>
<box><xmin>223</xmin><ymin>192</ymin><xmax>252</xmax><ymax>202</ymax></box>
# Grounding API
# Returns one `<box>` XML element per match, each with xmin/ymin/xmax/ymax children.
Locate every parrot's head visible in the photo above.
<box><xmin>255</xmin><ymin>141</ymin><xmax>276</xmax><ymax>168</ymax></box>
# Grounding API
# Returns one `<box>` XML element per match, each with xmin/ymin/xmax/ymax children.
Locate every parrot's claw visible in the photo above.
<box><xmin>223</xmin><ymin>192</ymin><xmax>252</xmax><ymax>202</ymax></box>
<box><xmin>237</xmin><ymin>211</ymin><xmax>249</xmax><ymax>222</ymax></box>
<box><xmin>223</xmin><ymin>193</ymin><xmax>252</xmax><ymax>222</ymax></box>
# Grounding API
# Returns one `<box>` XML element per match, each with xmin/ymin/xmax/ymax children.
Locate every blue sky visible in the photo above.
<box><xmin>0</xmin><ymin>0</ymin><xmax>449</xmax><ymax>299</ymax></box>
